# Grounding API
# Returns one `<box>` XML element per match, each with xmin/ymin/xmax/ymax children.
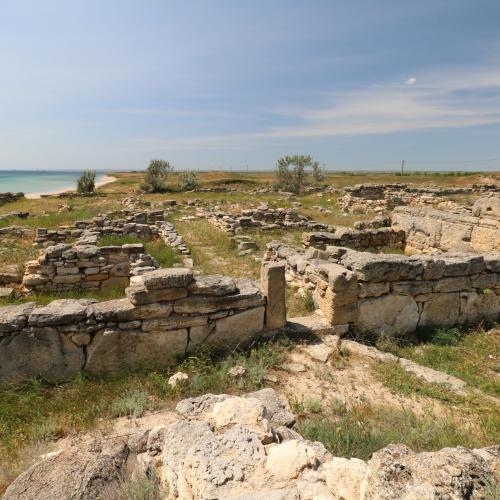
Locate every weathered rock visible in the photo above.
<box><xmin>212</xmin><ymin>306</ymin><xmax>265</xmax><ymax>347</ymax></box>
<box><xmin>362</xmin><ymin>443</ymin><xmax>499</xmax><ymax>499</ymax></box>
<box><xmin>189</xmin><ymin>275</ymin><xmax>237</xmax><ymax>296</ymax></box>
<box><xmin>92</xmin><ymin>298</ymin><xmax>173</xmax><ymax>322</ymax></box>
<box><xmin>28</xmin><ymin>299</ymin><xmax>93</xmax><ymax>327</ymax></box>
<box><xmin>265</xmin><ymin>440</ymin><xmax>319</xmax><ymax>480</ymax></box>
<box><xmin>246</xmin><ymin>388</ymin><xmax>295</xmax><ymax>428</ymax></box>
<box><xmin>140</xmin><ymin>268</ymin><xmax>193</xmax><ymax>289</ymax></box>
<box><xmin>356</xmin><ymin>294</ymin><xmax>419</xmax><ymax>335</ymax></box>
<box><xmin>0</xmin><ymin>327</ymin><xmax>84</xmax><ymax>383</ymax></box>
<box><xmin>261</xmin><ymin>262</ymin><xmax>287</xmax><ymax>330</ymax></box>
<box><xmin>84</xmin><ymin>327</ymin><xmax>188</xmax><ymax>375</ymax></box>
<box><xmin>2</xmin><ymin>439</ymin><xmax>130</xmax><ymax>500</ymax></box>
<box><xmin>324</xmin><ymin>457</ymin><xmax>368</xmax><ymax>500</ymax></box>
<box><xmin>125</xmin><ymin>283</ymin><xmax>188</xmax><ymax>305</ymax></box>
<box><xmin>0</xmin><ymin>302</ymin><xmax>35</xmax><ymax>334</ymax></box>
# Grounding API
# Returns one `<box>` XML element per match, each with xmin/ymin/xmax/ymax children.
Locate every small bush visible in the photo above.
<box><xmin>302</xmin><ymin>291</ymin><xmax>316</xmax><ymax>312</ymax></box>
<box><xmin>177</xmin><ymin>171</ymin><xmax>199</xmax><ymax>191</ymax></box>
<box><xmin>274</xmin><ymin>155</ymin><xmax>312</xmax><ymax>194</ymax></box>
<box><xmin>76</xmin><ymin>170</ymin><xmax>96</xmax><ymax>194</ymax></box>
<box><xmin>109</xmin><ymin>388</ymin><xmax>152</xmax><ymax>418</ymax></box>
<box><xmin>141</xmin><ymin>159</ymin><xmax>173</xmax><ymax>193</ymax></box>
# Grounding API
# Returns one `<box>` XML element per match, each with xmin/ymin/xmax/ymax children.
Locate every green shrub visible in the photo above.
<box><xmin>76</xmin><ymin>170</ymin><xmax>96</xmax><ymax>194</ymax></box>
<box><xmin>274</xmin><ymin>155</ymin><xmax>317</xmax><ymax>194</ymax></box>
<box><xmin>141</xmin><ymin>159</ymin><xmax>173</xmax><ymax>193</ymax></box>
<box><xmin>177</xmin><ymin>171</ymin><xmax>200</xmax><ymax>191</ymax></box>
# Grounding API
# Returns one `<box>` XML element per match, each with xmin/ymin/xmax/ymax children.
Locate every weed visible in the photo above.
<box><xmin>302</xmin><ymin>291</ymin><xmax>315</xmax><ymax>312</ymax></box>
<box><xmin>297</xmin><ymin>404</ymin><xmax>478</xmax><ymax>461</ymax></box>
<box><xmin>109</xmin><ymin>388</ymin><xmax>153</xmax><ymax>418</ymax></box>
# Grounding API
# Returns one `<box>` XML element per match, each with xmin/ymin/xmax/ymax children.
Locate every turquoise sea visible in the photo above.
<box><xmin>0</xmin><ymin>171</ymin><xmax>107</xmax><ymax>195</ymax></box>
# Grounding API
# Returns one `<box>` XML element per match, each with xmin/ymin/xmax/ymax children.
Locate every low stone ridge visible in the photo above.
<box><xmin>4</xmin><ymin>389</ymin><xmax>498</xmax><ymax>499</ymax></box>
<box><xmin>266</xmin><ymin>240</ymin><xmax>500</xmax><ymax>336</ymax></box>
<box><xmin>0</xmin><ymin>192</ymin><xmax>24</xmax><ymax>206</ymax></box>
<box><xmin>0</xmin><ymin>266</ymin><xmax>283</xmax><ymax>384</ymax></box>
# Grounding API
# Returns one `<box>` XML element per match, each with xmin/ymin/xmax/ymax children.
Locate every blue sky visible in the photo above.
<box><xmin>1</xmin><ymin>0</ymin><xmax>500</xmax><ymax>171</ymax></box>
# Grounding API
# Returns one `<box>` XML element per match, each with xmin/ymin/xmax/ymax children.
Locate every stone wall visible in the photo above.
<box><xmin>302</xmin><ymin>227</ymin><xmax>406</xmax><ymax>252</ymax></box>
<box><xmin>266</xmin><ymin>241</ymin><xmax>499</xmax><ymax>337</ymax></box>
<box><xmin>22</xmin><ymin>242</ymin><xmax>158</xmax><ymax>292</ymax></box>
<box><xmin>340</xmin><ymin>183</ymin><xmax>499</xmax><ymax>214</ymax></box>
<box><xmin>0</xmin><ymin>266</ymin><xmax>286</xmax><ymax>384</ymax></box>
<box><xmin>202</xmin><ymin>204</ymin><xmax>329</xmax><ymax>236</ymax></box>
<box><xmin>0</xmin><ymin>192</ymin><xmax>24</xmax><ymax>206</ymax></box>
<box><xmin>392</xmin><ymin>204</ymin><xmax>500</xmax><ymax>253</ymax></box>
<box><xmin>34</xmin><ymin>209</ymin><xmax>165</xmax><ymax>246</ymax></box>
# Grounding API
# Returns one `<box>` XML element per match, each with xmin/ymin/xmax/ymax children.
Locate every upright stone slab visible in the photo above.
<box><xmin>260</xmin><ymin>263</ymin><xmax>286</xmax><ymax>329</ymax></box>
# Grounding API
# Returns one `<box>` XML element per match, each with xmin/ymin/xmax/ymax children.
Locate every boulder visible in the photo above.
<box><xmin>2</xmin><ymin>439</ymin><xmax>130</xmax><ymax>500</ymax></box>
<box><xmin>212</xmin><ymin>307</ymin><xmax>265</xmax><ymax>347</ymax></box>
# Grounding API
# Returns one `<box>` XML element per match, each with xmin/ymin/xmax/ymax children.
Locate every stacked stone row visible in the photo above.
<box><xmin>0</xmin><ymin>266</ymin><xmax>286</xmax><ymax>385</ymax></box>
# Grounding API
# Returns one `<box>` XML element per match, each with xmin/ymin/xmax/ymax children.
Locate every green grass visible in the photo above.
<box><xmin>98</xmin><ymin>235</ymin><xmax>179</xmax><ymax>268</ymax></box>
<box><xmin>371</xmin><ymin>362</ymin><xmax>463</xmax><ymax>404</ymax></box>
<box><xmin>0</xmin><ymin>337</ymin><xmax>288</xmax><ymax>494</ymax></box>
<box><xmin>376</xmin><ymin>326</ymin><xmax>500</xmax><ymax>397</ymax></box>
<box><xmin>0</xmin><ymin>284</ymin><xmax>127</xmax><ymax>307</ymax></box>
<box><xmin>297</xmin><ymin>403</ymin><xmax>480</xmax><ymax>461</ymax></box>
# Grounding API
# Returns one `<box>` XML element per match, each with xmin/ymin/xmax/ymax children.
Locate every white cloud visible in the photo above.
<box><xmin>406</xmin><ymin>77</ymin><xmax>417</xmax><ymax>84</ymax></box>
<box><xmin>127</xmin><ymin>64</ymin><xmax>500</xmax><ymax>151</ymax></box>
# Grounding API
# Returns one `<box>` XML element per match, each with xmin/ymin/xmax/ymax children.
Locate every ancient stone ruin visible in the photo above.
<box><xmin>0</xmin><ymin>265</ymin><xmax>286</xmax><ymax>384</ymax></box>
<box><xmin>0</xmin><ymin>192</ymin><xmax>24</xmax><ymax>206</ymax></box>
<box><xmin>266</xmin><ymin>241</ymin><xmax>499</xmax><ymax>337</ymax></box>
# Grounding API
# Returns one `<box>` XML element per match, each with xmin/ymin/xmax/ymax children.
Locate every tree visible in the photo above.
<box><xmin>141</xmin><ymin>159</ymin><xmax>174</xmax><ymax>193</ymax></box>
<box><xmin>274</xmin><ymin>155</ymin><xmax>320</xmax><ymax>194</ymax></box>
<box><xmin>178</xmin><ymin>171</ymin><xmax>200</xmax><ymax>191</ymax></box>
<box><xmin>77</xmin><ymin>170</ymin><xmax>96</xmax><ymax>194</ymax></box>
<box><xmin>312</xmin><ymin>162</ymin><xmax>326</xmax><ymax>184</ymax></box>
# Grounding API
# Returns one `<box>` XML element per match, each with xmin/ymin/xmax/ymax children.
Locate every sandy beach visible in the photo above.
<box><xmin>25</xmin><ymin>175</ymin><xmax>117</xmax><ymax>199</ymax></box>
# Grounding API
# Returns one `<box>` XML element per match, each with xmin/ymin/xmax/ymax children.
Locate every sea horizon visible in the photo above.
<box><xmin>0</xmin><ymin>171</ymin><xmax>109</xmax><ymax>195</ymax></box>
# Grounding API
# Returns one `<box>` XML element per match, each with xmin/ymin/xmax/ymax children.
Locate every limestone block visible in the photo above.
<box><xmin>392</xmin><ymin>281</ymin><xmax>434</xmax><ymax>295</ymax></box>
<box><xmin>188</xmin><ymin>275</ymin><xmax>236</xmax><ymax>296</ymax></box>
<box><xmin>141</xmin><ymin>268</ymin><xmax>193</xmax><ymax>290</ymax></box>
<box><xmin>356</xmin><ymin>294</ymin><xmax>419</xmax><ymax>335</ymax></box>
<box><xmin>53</xmin><ymin>274</ymin><xmax>82</xmax><ymax>284</ymax></box>
<box><xmin>460</xmin><ymin>291</ymin><xmax>499</xmax><ymax>324</ymax></box>
<box><xmin>56</xmin><ymin>266</ymin><xmax>79</xmax><ymax>276</ymax></box>
<box><xmin>265</xmin><ymin>440</ymin><xmax>318</xmax><ymax>480</ymax></box>
<box><xmin>28</xmin><ymin>299</ymin><xmax>92</xmax><ymax>327</ymax></box>
<box><xmin>324</xmin><ymin>457</ymin><xmax>368</xmax><ymax>500</ymax></box>
<box><xmin>470</xmin><ymin>273</ymin><xmax>497</xmax><ymax>290</ymax></box>
<box><xmin>358</xmin><ymin>282</ymin><xmax>390</xmax><ymax>298</ymax></box>
<box><xmin>434</xmin><ymin>276</ymin><xmax>471</xmax><ymax>293</ymax></box>
<box><xmin>93</xmin><ymin>299</ymin><xmax>173</xmax><ymax>322</ymax></box>
<box><xmin>109</xmin><ymin>262</ymin><xmax>130</xmax><ymax>277</ymax></box>
<box><xmin>260</xmin><ymin>263</ymin><xmax>286</xmax><ymax>329</ymax></box>
<box><xmin>126</xmin><ymin>284</ymin><xmax>188</xmax><ymax>305</ymax></box>
<box><xmin>419</xmin><ymin>293</ymin><xmax>460</xmax><ymax>327</ymax></box>
<box><xmin>174</xmin><ymin>280</ymin><xmax>265</xmax><ymax>314</ymax></box>
<box><xmin>212</xmin><ymin>306</ymin><xmax>265</xmax><ymax>347</ymax></box>
<box><xmin>0</xmin><ymin>302</ymin><xmax>35</xmax><ymax>334</ymax></box>
<box><xmin>0</xmin><ymin>327</ymin><xmax>84</xmax><ymax>383</ymax></box>
<box><xmin>84</xmin><ymin>327</ymin><xmax>188</xmax><ymax>375</ymax></box>
<box><xmin>142</xmin><ymin>314</ymin><xmax>208</xmax><ymax>332</ymax></box>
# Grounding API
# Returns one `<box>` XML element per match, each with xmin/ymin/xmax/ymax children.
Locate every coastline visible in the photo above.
<box><xmin>24</xmin><ymin>175</ymin><xmax>117</xmax><ymax>199</ymax></box>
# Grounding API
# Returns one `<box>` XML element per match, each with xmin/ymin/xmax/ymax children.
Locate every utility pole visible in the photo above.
<box><xmin>401</xmin><ymin>159</ymin><xmax>405</xmax><ymax>176</ymax></box>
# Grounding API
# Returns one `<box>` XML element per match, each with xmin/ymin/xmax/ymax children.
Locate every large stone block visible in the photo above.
<box><xmin>141</xmin><ymin>268</ymin><xmax>193</xmax><ymax>290</ymax></box>
<box><xmin>142</xmin><ymin>314</ymin><xmax>208</xmax><ymax>332</ymax></box>
<box><xmin>93</xmin><ymin>298</ymin><xmax>173</xmax><ymax>322</ymax></box>
<box><xmin>260</xmin><ymin>263</ymin><xmax>286</xmax><ymax>330</ymax></box>
<box><xmin>0</xmin><ymin>303</ymin><xmax>35</xmax><ymax>334</ymax></box>
<box><xmin>0</xmin><ymin>327</ymin><xmax>84</xmax><ymax>383</ymax></box>
<box><xmin>28</xmin><ymin>299</ymin><xmax>92</xmax><ymax>327</ymax></box>
<box><xmin>188</xmin><ymin>275</ymin><xmax>236</xmax><ymax>296</ymax></box>
<box><xmin>434</xmin><ymin>276</ymin><xmax>471</xmax><ymax>293</ymax></box>
<box><xmin>419</xmin><ymin>293</ymin><xmax>460</xmax><ymax>327</ymax></box>
<box><xmin>211</xmin><ymin>306</ymin><xmax>265</xmax><ymax>348</ymax></box>
<box><xmin>84</xmin><ymin>327</ymin><xmax>188</xmax><ymax>376</ymax></box>
<box><xmin>460</xmin><ymin>291</ymin><xmax>499</xmax><ymax>324</ymax></box>
<box><xmin>174</xmin><ymin>279</ymin><xmax>265</xmax><ymax>314</ymax></box>
<box><xmin>126</xmin><ymin>284</ymin><xmax>188</xmax><ymax>305</ymax></box>
<box><xmin>356</xmin><ymin>294</ymin><xmax>419</xmax><ymax>335</ymax></box>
